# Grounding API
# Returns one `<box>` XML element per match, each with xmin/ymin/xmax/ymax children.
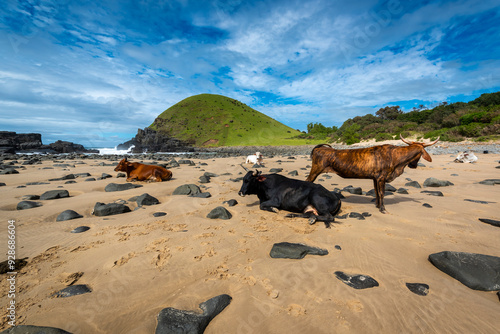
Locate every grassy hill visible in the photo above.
<box><xmin>149</xmin><ymin>94</ymin><xmax>317</xmax><ymax>147</ymax></box>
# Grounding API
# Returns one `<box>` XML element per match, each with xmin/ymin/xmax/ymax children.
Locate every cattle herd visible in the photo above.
<box><xmin>116</xmin><ymin>135</ymin><xmax>439</xmax><ymax>226</ymax></box>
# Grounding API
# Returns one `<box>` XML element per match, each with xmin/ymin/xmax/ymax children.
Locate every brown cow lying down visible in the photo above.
<box><xmin>306</xmin><ymin>134</ymin><xmax>439</xmax><ymax>213</ymax></box>
<box><xmin>114</xmin><ymin>157</ymin><xmax>172</xmax><ymax>182</ymax></box>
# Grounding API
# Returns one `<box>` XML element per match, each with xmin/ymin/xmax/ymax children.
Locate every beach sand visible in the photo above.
<box><xmin>1</xmin><ymin>151</ymin><xmax>499</xmax><ymax>333</ymax></box>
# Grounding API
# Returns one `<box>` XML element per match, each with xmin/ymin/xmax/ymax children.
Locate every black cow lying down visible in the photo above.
<box><xmin>238</xmin><ymin>169</ymin><xmax>342</xmax><ymax>228</ymax></box>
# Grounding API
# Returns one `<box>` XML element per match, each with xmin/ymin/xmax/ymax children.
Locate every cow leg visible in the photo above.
<box><xmin>306</xmin><ymin>163</ymin><xmax>325</xmax><ymax>182</ymax></box>
<box><xmin>260</xmin><ymin>199</ymin><xmax>280</xmax><ymax>213</ymax></box>
<box><xmin>374</xmin><ymin>178</ymin><xmax>387</xmax><ymax>213</ymax></box>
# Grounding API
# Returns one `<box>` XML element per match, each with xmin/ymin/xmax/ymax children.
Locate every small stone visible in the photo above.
<box><xmin>71</xmin><ymin>226</ymin><xmax>90</xmax><ymax>233</ymax></box>
<box><xmin>270</xmin><ymin>242</ymin><xmax>328</xmax><ymax>259</ymax></box>
<box><xmin>153</xmin><ymin>212</ymin><xmax>167</xmax><ymax>217</ymax></box>
<box><xmin>223</xmin><ymin>199</ymin><xmax>238</xmax><ymax>207</ymax></box>
<box><xmin>207</xmin><ymin>206</ymin><xmax>232</xmax><ymax>219</ymax></box>
<box><xmin>136</xmin><ymin>193</ymin><xmax>160</xmax><ymax>206</ymax></box>
<box><xmin>334</xmin><ymin>271</ymin><xmax>379</xmax><ymax>289</ymax></box>
<box><xmin>406</xmin><ymin>283</ymin><xmax>429</xmax><ymax>296</ymax></box>
<box><xmin>52</xmin><ymin>284</ymin><xmax>91</xmax><ymax>298</ymax></box>
<box><xmin>17</xmin><ymin>201</ymin><xmax>42</xmax><ymax>210</ymax></box>
<box><xmin>56</xmin><ymin>210</ymin><xmax>83</xmax><ymax>222</ymax></box>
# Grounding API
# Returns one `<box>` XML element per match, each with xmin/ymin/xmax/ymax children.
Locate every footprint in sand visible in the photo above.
<box><xmin>153</xmin><ymin>249</ymin><xmax>172</xmax><ymax>268</ymax></box>
<box><xmin>113</xmin><ymin>252</ymin><xmax>135</xmax><ymax>267</ymax></box>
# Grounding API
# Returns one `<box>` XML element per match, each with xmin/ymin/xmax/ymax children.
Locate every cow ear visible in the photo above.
<box><xmin>257</xmin><ymin>176</ymin><xmax>266</xmax><ymax>182</ymax></box>
<box><xmin>422</xmin><ymin>150</ymin><xmax>432</xmax><ymax>162</ymax></box>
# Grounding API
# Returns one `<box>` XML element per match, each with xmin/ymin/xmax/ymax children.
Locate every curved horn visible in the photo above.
<box><xmin>240</xmin><ymin>164</ymin><xmax>249</xmax><ymax>172</ymax></box>
<box><xmin>400</xmin><ymin>134</ymin><xmax>413</xmax><ymax>145</ymax></box>
<box><xmin>252</xmin><ymin>170</ymin><xmax>259</xmax><ymax>176</ymax></box>
<box><xmin>423</xmin><ymin>136</ymin><xmax>440</xmax><ymax>147</ymax></box>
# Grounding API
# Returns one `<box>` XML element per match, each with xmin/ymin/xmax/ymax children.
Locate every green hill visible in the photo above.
<box><xmin>149</xmin><ymin>94</ymin><xmax>311</xmax><ymax>147</ymax></box>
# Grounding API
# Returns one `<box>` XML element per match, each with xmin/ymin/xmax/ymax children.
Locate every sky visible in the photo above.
<box><xmin>1</xmin><ymin>0</ymin><xmax>499</xmax><ymax>148</ymax></box>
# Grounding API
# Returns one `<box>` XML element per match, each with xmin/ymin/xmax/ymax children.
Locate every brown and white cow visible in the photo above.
<box><xmin>114</xmin><ymin>157</ymin><xmax>172</xmax><ymax>182</ymax></box>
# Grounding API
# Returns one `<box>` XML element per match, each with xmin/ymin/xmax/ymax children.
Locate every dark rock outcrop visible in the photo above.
<box><xmin>56</xmin><ymin>210</ymin><xmax>83</xmax><ymax>222</ymax></box>
<box><xmin>40</xmin><ymin>190</ymin><xmax>70</xmax><ymax>200</ymax></box>
<box><xmin>104</xmin><ymin>183</ymin><xmax>143</xmax><ymax>192</ymax></box>
<box><xmin>155</xmin><ymin>294</ymin><xmax>232</xmax><ymax>334</ymax></box>
<box><xmin>93</xmin><ymin>202</ymin><xmax>131</xmax><ymax>216</ymax></box>
<box><xmin>270</xmin><ymin>242</ymin><xmax>328</xmax><ymax>259</ymax></box>
<box><xmin>0</xmin><ymin>131</ymin><xmax>97</xmax><ymax>154</ymax></box>
<box><xmin>428</xmin><ymin>251</ymin><xmax>500</xmax><ymax>291</ymax></box>
<box><xmin>17</xmin><ymin>201</ymin><xmax>42</xmax><ymax>210</ymax></box>
<box><xmin>119</xmin><ymin>128</ymin><xmax>193</xmax><ymax>153</ymax></box>
<box><xmin>136</xmin><ymin>193</ymin><xmax>160</xmax><ymax>206</ymax></box>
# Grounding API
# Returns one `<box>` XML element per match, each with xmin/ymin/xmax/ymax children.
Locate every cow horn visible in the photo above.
<box><xmin>400</xmin><ymin>134</ymin><xmax>413</xmax><ymax>145</ymax></box>
<box><xmin>252</xmin><ymin>170</ymin><xmax>259</xmax><ymax>176</ymax></box>
<box><xmin>240</xmin><ymin>164</ymin><xmax>249</xmax><ymax>172</ymax></box>
<box><xmin>423</xmin><ymin>136</ymin><xmax>440</xmax><ymax>147</ymax></box>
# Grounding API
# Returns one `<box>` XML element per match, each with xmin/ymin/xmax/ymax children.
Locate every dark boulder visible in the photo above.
<box><xmin>421</xmin><ymin>190</ymin><xmax>444</xmax><ymax>197</ymax></box>
<box><xmin>478</xmin><ymin>179</ymin><xmax>500</xmax><ymax>185</ymax></box>
<box><xmin>206</xmin><ymin>206</ymin><xmax>232</xmax><ymax>219</ymax></box>
<box><xmin>49</xmin><ymin>174</ymin><xmax>75</xmax><ymax>181</ymax></box>
<box><xmin>52</xmin><ymin>284</ymin><xmax>92</xmax><ymax>298</ymax></box>
<box><xmin>343</xmin><ymin>186</ymin><xmax>363</xmax><ymax>195</ymax></box>
<box><xmin>0</xmin><ymin>258</ymin><xmax>28</xmax><ymax>274</ymax></box>
<box><xmin>40</xmin><ymin>190</ymin><xmax>70</xmax><ymax>200</ymax></box>
<box><xmin>71</xmin><ymin>226</ymin><xmax>90</xmax><ymax>233</ymax></box>
<box><xmin>155</xmin><ymin>294</ymin><xmax>232</xmax><ymax>334</ymax></box>
<box><xmin>428</xmin><ymin>251</ymin><xmax>500</xmax><ymax>291</ymax></box>
<box><xmin>479</xmin><ymin>218</ymin><xmax>500</xmax><ymax>227</ymax></box>
<box><xmin>136</xmin><ymin>193</ymin><xmax>160</xmax><ymax>206</ymax></box>
<box><xmin>93</xmin><ymin>202</ymin><xmax>131</xmax><ymax>216</ymax></box>
<box><xmin>56</xmin><ymin>210</ymin><xmax>83</xmax><ymax>222</ymax></box>
<box><xmin>104</xmin><ymin>183</ymin><xmax>143</xmax><ymax>192</ymax></box>
<box><xmin>405</xmin><ymin>181</ymin><xmax>421</xmax><ymax>188</ymax></box>
<box><xmin>423</xmin><ymin>177</ymin><xmax>454</xmax><ymax>187</ymax></box>
<box><xmin>173</xmin><ymin>184</ymin><xmax>201</xmax><ymax>196</ymax></box>
<box><xmin>223</xmin><ymin>199</ymin><xmax>238</xmax><ymax>207</ymax></box>
<box><xmin>270</xmin><ymin>242</ymin><xmax>328</xmax><ymax>259</ymax></box>
<box><xmin>17</xmin><ymin>201</ymin><xmax>42</xmax><ymax>210</ymax></box>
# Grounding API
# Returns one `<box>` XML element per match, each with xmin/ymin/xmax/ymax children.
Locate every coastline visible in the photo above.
<box><xmin>0</xmin><ymin>151</ymin><xmax>499</xmax><ymax>333</ymax></box>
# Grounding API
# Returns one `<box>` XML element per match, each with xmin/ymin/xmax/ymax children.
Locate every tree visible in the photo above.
<box><xmin>375</xmin><ymin>106</ymin><xmax>403</xmax><ymax>120</ymax></box>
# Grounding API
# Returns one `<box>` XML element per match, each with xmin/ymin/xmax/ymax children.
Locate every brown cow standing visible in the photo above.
<box><xmin>114</xmin><ymin>157</ymin><xmax>172</xmax><ymax>182</ymax></box>
<box><xmin>306</xmin><ymin>135</ymin><xmax>439</xmax><ymax>213</ymax></box>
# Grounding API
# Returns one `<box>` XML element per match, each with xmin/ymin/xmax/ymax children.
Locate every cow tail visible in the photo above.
<box><xmin>310</xmin><ymin>144</ymin><xmax>331</xmax><ymax>158</ymax></box>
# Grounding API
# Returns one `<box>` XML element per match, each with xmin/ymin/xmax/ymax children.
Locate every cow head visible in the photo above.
<box><xmin>238</xmin><ymin>170</ymin><xmax>265</xmax><ymax>196</ymax></box>
<box><xmin>400</xmin><ymin>134</ymin><xmax>439</xmax><ymax>168</ymax></box>
<box><xmin>114</xmin><ymin>157</ymin><xmax>129</xmax><ymax>172</ymax></box>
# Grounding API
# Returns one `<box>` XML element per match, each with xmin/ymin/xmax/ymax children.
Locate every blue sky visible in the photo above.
<box><xmin>1</xmin><ymin>0</ymin><xmax>499</xmax><ymax>147</ymax></box>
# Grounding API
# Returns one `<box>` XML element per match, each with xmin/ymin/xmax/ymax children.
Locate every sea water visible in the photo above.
<box><xmin>97</xmin><ymin>145</ymin><xmax>135</xmax><ymax>155</ymax></box>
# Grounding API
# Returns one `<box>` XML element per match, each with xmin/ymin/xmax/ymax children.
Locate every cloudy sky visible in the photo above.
<box><xmin>1</xmin><ymin>0</ymin><xmax>499</xmax><ymax>148</ymax></box>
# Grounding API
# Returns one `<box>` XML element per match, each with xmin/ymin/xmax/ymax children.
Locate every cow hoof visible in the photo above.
<box><xmin>308</xmin><ymin>217</ymin><xmax>317</xmax><ymax>225</ymax></box>
<box><xmin>271</xmin><ymin>207</ymin><xmax>279</xmax><ymax>213</ymax></box>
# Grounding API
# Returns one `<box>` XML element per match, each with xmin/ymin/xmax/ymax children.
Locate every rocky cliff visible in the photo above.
<box><xmin>118</xmin><ymin>128</ymin><xmax>194</xmax><ymax>153</ymax></box>
<box><xmin>0</xmin><ymin>131</ymin><xmax>98</xmax><ymax>154</ymax></box>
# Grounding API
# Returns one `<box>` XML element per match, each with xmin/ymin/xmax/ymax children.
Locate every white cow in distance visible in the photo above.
<box><xmin>246</xmin><ymin>152</ymin><xmax>263</xmax><ymax>165</ymax></box>
<box><xmin>454</xmin><ymin>151</ymin><xmax>478</xmax><ymax>163</ymax></box>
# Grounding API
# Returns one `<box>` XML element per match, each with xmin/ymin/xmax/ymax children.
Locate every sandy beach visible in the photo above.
<box><xmin>1</xmin><ymin>148</ymin><xmax>499</xmax><ymax>333</ymax></box>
